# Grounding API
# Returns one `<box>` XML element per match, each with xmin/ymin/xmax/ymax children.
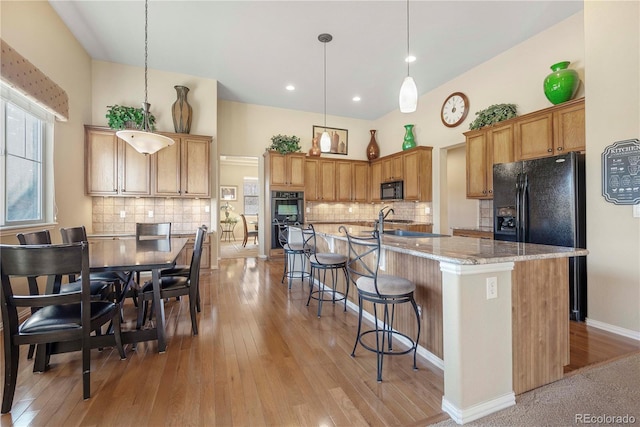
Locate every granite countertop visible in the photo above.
<box><xmin>310</xmin><ymin>223</ymin><xmax>588</xmax><ymax>266</ymax></box>
<box><xmin>451</xmin><ymin>226</ymin><xmax>494</xmax><ymax>233</ymax></box>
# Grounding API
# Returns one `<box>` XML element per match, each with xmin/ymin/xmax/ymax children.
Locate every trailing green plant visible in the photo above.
<box><xmin>105</xmin><ymin>104</ymin><xmax>156</xmax><ymax>130</ymax></box>
<box><xmin>469</xmin><ymin>103</ymin><xmax>517</xmax><ymax>130</ymax></box>
<box><xmin>268</xmin><ymin>134</ymin><xmax>301</xmax><ymax>154</ymax></box>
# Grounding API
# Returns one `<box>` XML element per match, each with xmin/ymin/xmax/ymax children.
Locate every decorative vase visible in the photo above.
<box><xmin>402</xmin><ymin>124</ymin><xmax>416</xmax><ymax>150</ymax></box>
<box><xmin>543</xmin><ymin>61</ymin><xmax>579</xmax><ymax>105</ymax></box>
<box><xmin>225</xmin><ymin>210</ymin><xmax>229</xmax><ymax>219</ymax></box>
<box><xmin>308</xmin><ymin>136</ymin><xmax>321</xmax><ymax>157</ymax></box>
<box><xmin>366</xmin><ymin>129</ymin><xmax>380</xmax><ymax>160</ymax></box>
<box><xmin>172</xmin><ymin>85</ymin><xmax>192</xmax><ymax>133</ymax></box>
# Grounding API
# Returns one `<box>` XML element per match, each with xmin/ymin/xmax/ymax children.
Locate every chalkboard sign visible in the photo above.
<box><xmin>602</xmin><ymin>138</ymin><xmax>640</xmax><ymax>205</ymax></box>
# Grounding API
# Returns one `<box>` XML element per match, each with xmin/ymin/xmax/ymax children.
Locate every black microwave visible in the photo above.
<box><xmin>381</xmin><ymin>181</ymin><xmax>403</xmax><ymax>200</ymax></box>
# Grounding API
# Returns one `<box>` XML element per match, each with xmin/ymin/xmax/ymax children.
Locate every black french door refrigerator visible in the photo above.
<box><xmin>493</xmin><ymin>152</ymin><xmax>587</xmax><ymax>321</ymax></box>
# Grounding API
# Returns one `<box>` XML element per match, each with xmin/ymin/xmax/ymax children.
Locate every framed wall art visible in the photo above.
<box><xmin>312</xmin><ymin>125</ymin><xmax>348</xmax><ymax>155</ymax></box>
<box><xmin>220</xmin><ymin>185</ymin><xmax>237</xmax><ymax>201</ymax></box>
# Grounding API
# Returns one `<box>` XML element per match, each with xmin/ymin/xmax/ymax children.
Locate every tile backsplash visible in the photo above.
<box><xmin>305</xmin><ymin>201</ymin><xmax>433</xmax><ymax>224</ymax></box>
<box><xmin>479</xmin><ymin>199</ymin><xmax>494</xmax><ymax>229</ymax></box>
<box><xmin>92</xmin><ymin>198</ymin><xmax>211</xmax><ymax>235</ymax></box>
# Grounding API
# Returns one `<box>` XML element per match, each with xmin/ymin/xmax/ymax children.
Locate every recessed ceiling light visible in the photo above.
<box><xmin>286</xmin><ymin>85</ymin><xmax>295</xmax><ymax>91</ymax></box>
<box><xmin>405</xmin><ymin>55</ymin><xmax>416</xmax><ymax>63</ymax></box>
<box><xmin>352</xmin><ymin>96</ymin><xmax>361</xmax><ymax>102</ymax></box>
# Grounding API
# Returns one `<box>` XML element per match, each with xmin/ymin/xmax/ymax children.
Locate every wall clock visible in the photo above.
<box><xmin>441</xmin><ymin>92</ymin><xmax>469</xmax><ymax>127</ymax></box>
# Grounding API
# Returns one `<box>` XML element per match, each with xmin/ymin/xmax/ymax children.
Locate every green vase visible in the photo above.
<box><xmin>402</xmin><ymin>124</ymin><xmax>416</xmax><ymax>150</ymax></box>
<box><xmin>543</xmin><ymin>61</ymin><xmax>579</xmax><ymax>105</ymax></box>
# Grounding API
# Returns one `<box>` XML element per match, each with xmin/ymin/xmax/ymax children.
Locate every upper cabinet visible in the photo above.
<box><xmin>305</xmin><ymin>158</ymin><xmax>368</xmax><ymax>202</ymax></box>
<box><xmin>403</xmin><ymin>146</ymin><xmax>433</xmax><ymax>202</ymax></box>
<box><xmin>153</xmin><ymin>134</ymin><xmax>211</xmax><ymax>197</ymax></box>
<box><xmin>465</xmin><ymin>123</ymin><xmax>514</xmax><ymax>199</ymax></box>
<box><xmin>515</xmin><ymin>98</ymin><xmax>585</xmax><ymax>161</ymax></box>
<box><xmin>85</xmin><ymin>126</ymin><xmax>151</xmax><ymax>196</ymax></box>
<box><xmin>265</xmin><ymin>151</ymin><xmax>305</xmax><ymax>191</ymax></box>
<box><xmin>381</xmin><ymin>154</ymin><xmax>403</xmax><ymax>182</ymax></box>
<box><xmin>304</xmin><ymin>158</ymin><xmax>335</xmax><ymax>201</ymax></box>
<box><xmin>85</xmin><ymin>126</ymin><xmax>211</xmax><ymax>198</ymax></box>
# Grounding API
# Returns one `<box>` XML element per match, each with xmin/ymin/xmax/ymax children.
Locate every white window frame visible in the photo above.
<box><xmin>0</xmin><ymin>83</ymin><xmax>55</xmax><ymax>231</ymax></box>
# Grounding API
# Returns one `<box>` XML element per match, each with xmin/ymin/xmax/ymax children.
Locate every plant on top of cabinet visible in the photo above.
<box><xmin>106</xmin><ymin>104</ymin><xmax>156</xmax><ymax>130</ymax></box>
<box><xmin>268</xmin><ymin>134</ymin><xmax>301</xmax><ymax>155</ymax></box>
<box><xmin>469</xmin><ymin>103</ymin><xmax>517</xmax><ymax>130</ymax></box>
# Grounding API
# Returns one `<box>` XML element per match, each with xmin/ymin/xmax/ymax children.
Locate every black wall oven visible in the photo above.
<box><xmin>271</xmin><ymin>191</ymin><xmax>304</xmax><ymax>250</ymax></box>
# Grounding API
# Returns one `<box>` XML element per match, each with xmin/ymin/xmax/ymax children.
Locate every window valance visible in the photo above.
<box><xmin>0</xmin><ymin>39</ymin><xmax>69</xmax><ymax>121</ymax></box>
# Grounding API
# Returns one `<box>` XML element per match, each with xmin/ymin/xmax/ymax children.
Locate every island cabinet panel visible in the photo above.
<box><xmin>85</xmin><ymin>126</ymin><xmax>150</xmax><ymax>196</ymax></box>
<box><xmin>511</xmin><ymin>257</ymin><xmax>569</xmax><ymax>394</ymax></box>
<box><xmin>266</xmin><ymin>151</ymin><xmax>306</xmax><ymax>191</ymax></box>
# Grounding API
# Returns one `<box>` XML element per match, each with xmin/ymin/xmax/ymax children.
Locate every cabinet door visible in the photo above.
<box><xmin>486</xmin><ymin>123</ymin><xmax>514</xmax><ymax>196</ymax></box>
<box><xmin>370</xmin><ymin>161</ymin><xmax>382</xmax><ymax>202</ymax></box>
<box><xmin>466</xmin><ymin>131</ymin><xmax>489</xmax><ymax>198</ymax></box>
<box><xmin>515</xmin><ymin>112</ymin><xmax>554</xmax><ymax>160</ymax></box>
<box><xmin>304</xmin><ymin>159</ymin><xmax>319</xmax><ymax>201</ymax></box>
<box><xmin>85</xmin><ymin>128</ymin><xmax>119</xmax><ymax>196</ymax></box>
<box><xmin>335</xmin><ymin>161</ymin><xmax>352</xmax><ymax>201</ymax></box>
<box><xmin>288</xmin><ymin>155</ymin><xmax>306</xmax><ymax>188</ymax></box>
<box><xmin>382</xmin><ymin>155</ymin><xmax>403</xmax><ymax>181</ymax></box>
<box><xmin>318</xmin><ymin>159</ymin><xmax>336</xmax><ymax>201</ymax></box>
<box><xmin>403</xmin><ymin>151</ymin><xmax>421</xmax><ymax>201</ymax></box>
<box><xmin>120</xmin><ymin>141</ymin><xmax>151</xmax><ymax>195</ymax></box>
<box><xmin>153</xmin><ymin>137</ymin><xmax>181</xmax><ymax>196</ymax></box>
<box><xmin>554</xmin><ymin>101</ymin><xmax>585</xmax><ymax>154</ymax></box>
<box><xmin>269</xmin><ymin>154</ymin><xmax>287</xmax><ymax>186</ymax></box>
<box><xmin>182</xmin><ymin>136</ymin><xmax>210</xmax><ymax>197</ymax></box>
<box><xmin>352</xmin><ymin>161</ymin><xmax>369</xmax><ymax>202</ymax></box>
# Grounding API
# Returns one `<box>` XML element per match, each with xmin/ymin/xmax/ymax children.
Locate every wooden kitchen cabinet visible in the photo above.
<box><xmin>381</xmin><ymin>154</ymin><xmax>403</xmax><ymax>182</ymax></box>
<box><xmin>402</xmin><ymin>146</ymin><xmax>433</xmax><ymax>202</ymax></box>
<box><xmin>175</xmin><ymin>231</ymin><xmax>211</xmax><ymax>269</ymax></box>
<box><xmin>515</xmin><ymin>97</ymin><xmax>585</xmax><ymax>161</ymax></box>
<box><xmin>85</xmin><ymin>125</ymin><xmax>151</xmax><ymax>196</ymax></box>
<box><xmin>465</xmin><ymin>122</ymin><xmax>514</xmax><ymax>199</ymax></box>
<box><xmin>332</xmin><ymin>160</ymin><xmax>370</xmax><ymax>202</ymax></box>
<box><xmin>265</xmin><ymin>151</ymin><xmax>305</xmax><ymax>190</ymax></box>
<box><xmin>153</xmin><ymin>133</ymin><xmax>211</xmax><ymax>197</ymax></box>
<box><xmin>351</xmin><ymin>161</ymin><xmax>369</xmax><ymax>202</ymax></box>
<box><xmin>370</xmin><ymin>161</ymin><xmax>382</xmax><ymax>202</ymax></box>
<box><xmin>304</xmin><ymin>158</ymin><xmax>335</xmax><ymax>201</ymax></box>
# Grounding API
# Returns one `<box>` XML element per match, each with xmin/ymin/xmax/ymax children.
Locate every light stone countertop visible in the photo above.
<box><xmin>310</xmin><ymin>223</ymin><xmax>588</xmax><ymax>266</ymax></box>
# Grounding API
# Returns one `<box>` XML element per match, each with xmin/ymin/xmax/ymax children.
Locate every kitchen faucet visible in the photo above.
<box><xmin>376</xmin><ymin>206</ymin><xmax>395</xmax><ymax>234</ymax></box>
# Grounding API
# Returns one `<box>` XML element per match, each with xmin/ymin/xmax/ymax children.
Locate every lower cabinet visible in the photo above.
<box><xmin>175</xmin><ymin>232</ymin><xmax>211</xmax><ymax>269</ymax></box>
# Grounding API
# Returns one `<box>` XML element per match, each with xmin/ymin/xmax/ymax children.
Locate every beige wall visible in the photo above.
<box><xmin>445</xmin><ymin>145</ymin><xmax>478</xmax><ymax>234</ymax></box>
<box><xmin>584</xmin><ymin>1</ymin><xmax>640</xmax><ymax>334</ymax></box>
<box><xmin>0</xmin><ymin>0</ymin><xmax>93</xmax><ymax>243</ymax></box>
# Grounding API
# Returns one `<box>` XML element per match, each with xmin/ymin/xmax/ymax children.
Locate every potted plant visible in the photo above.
<box><xmin>105</xmin><ymin>104</ymin><xmax>157</xmax><ymax>130</ymax></box>
<box><xmin>267</xmin><ymin>134</ymin><xmax>301</xmax><ymax>155</ymax></box>
<box><xmin>469</xmin><ymin>103</ymin><xmax>517</xmax><ymax>130</ymax></box>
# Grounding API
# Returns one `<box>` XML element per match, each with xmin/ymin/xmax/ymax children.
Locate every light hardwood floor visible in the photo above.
<box><xmin>1</xmin><ymin>257</ymin><xmax>638</xmax><ymax>426</ymax></box>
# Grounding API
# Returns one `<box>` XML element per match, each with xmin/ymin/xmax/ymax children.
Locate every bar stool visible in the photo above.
<box><xmin>340</xmin><ymin>225</ymin><xmax>420</xmax><ymax>382</ymax></box>
<box><xmin>275</xmin><ymin>219</ymin><xmax>311</xmax><ymax>289</ymax></box>
<box><xmin>304</xmin><ymin>224</ymin><xmax>349</xmax><ymax>317</ymax></box>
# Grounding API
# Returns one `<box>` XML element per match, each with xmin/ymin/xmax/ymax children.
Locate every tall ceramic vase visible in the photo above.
<box><xmin>366</xmin><ymin>129</ymin><xmax>380</xmax><ymax>160</ymax></box>
<box><xmin>402</xmin><ymin>124</ymin><xmax>416</xmax><ymax>150</ymax></box>
<box><xmin>172</xmin><ymin>85</ymin><xmax>192</xmax><ymax>133</ymax></box>
<box><xmin>543</xmin><ymin>61</ymin><xmax>579</xmax><ymax>105</ymax></box>
<box><xmin>308</xmin><ymin>136</ymin><xmax>321</xmax><ymax>157</ymax></box>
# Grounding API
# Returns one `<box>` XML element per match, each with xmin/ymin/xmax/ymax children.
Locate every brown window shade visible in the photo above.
<box><xmin>0</xmin><ymin>38</ymin><xmax>69</xmax><ymax>121</ymax></box>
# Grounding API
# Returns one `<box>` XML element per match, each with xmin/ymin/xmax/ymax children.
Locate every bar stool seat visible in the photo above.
<box><xmin>275</xmin><ymin>219</ymin><xmax>311</xmax><ymax>289</ymax></box>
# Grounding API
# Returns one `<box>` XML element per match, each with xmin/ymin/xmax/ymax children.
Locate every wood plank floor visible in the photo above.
<box><xmin>1</xmin><ymin>257</ymin><xmax>638</xmax><ymax>426</ymax></box>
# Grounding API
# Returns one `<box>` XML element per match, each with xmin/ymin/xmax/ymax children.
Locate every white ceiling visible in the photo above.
<box><xmin>49</xmin><ymin>0</ymin><xmax>583</xmax><ymax>121</ymax></box>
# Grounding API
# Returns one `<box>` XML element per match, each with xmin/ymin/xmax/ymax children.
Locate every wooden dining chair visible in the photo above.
<box><xmin>134</xmin><ymin>222</ymin><xmax>172</xmax><ymax>286</ymax></box>
<box><xmin>240</xmin><ymin>214</ymin><xmax>258</xmax><ymax>247</ymax></box>
<box><xmin>136</xmin><ymin>225</ymin><xmax>206</xmax><ymax>335</ymax></box>
<box><xmin>0</xmin><ymin>242</ymin><xmax>126</xmax><ymax>413</ymax></box>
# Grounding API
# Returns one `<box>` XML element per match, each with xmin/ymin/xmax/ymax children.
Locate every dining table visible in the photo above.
<box><xmin>87</xmin><ymin>236</ymin><xmax>188</xmax><ymax>353</ymax></box>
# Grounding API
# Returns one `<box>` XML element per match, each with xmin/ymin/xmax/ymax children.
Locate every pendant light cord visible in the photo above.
<box><xmin>406</xmin><ymin>0</ymin><xmax>410</xmax><ymax>77</ymax></box>
<box><xmin>323</xmin><ymin>39</ymin><xmax>327</xmax><ymax>129</ymax></box>
<box><xmin>143</xmin><ymin>0</ymin><xmax>150</xmax><ymax>131</ymax></box>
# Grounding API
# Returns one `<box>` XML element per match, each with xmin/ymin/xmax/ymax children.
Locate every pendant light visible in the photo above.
<box><xmin>398</xmin><ymin>0</ymin><xmax>418</xmax><ymax>113</ymax></box>
<box><xmin>318</xmin><ymin>33</ymin><xmax>333</xmax><ymax>153</ymax></box>
<box><xmin>116</xmin><ymin>0</ymin><xmax>174</xmax><ymax>155</ymax></box>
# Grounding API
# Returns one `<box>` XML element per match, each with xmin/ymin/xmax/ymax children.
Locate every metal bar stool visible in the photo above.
<box><xmin>304</xmin><ymin>224</ymin><xmax>349</xmax><ymax>317</ymax></box>
<box><xmin>275</xmin><ymin>219</ymin><xmax>311</xmax><ymax>289</ymax></box>
<box><xmin>340</xmin><ymin>225</ymin><xmax>421</xmax><ymax>382</ymax></box>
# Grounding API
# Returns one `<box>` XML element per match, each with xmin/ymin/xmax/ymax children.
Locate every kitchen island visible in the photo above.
<box><xmin>309</xmin><ymin>223</ymin><xmax>588</xmax><ymax>425</ymax></box>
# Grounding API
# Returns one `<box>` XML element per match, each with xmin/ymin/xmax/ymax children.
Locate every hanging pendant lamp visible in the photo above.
<box><xmin>318</xmin><ymin>33</ymin><xmax>333</xmax><ymax>153</ymax></box>
<box><xmin>398</xmin><ymin>0</ymin><xmax>418</xmax><ymax>113</ymax></box>
<box><xmin>116</xmin><ymin>0</ymin><xmax>174</xmax><ymax>155</ymax></box>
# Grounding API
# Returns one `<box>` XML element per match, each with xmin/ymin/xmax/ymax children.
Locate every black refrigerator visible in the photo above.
<box><xmin>493</xmin><ymin>152</ymin><xmax>587</xmax><ymax>321</ymax></box>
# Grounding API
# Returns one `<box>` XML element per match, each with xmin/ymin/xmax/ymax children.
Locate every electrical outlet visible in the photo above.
<box><xmin>148</xmin><ymin>210</ymin><xmax>154</xmax><ymax>218</ymax></box>
<box><xmin>348</xmin><ymin>207</ymin><xmax>353</xmax><ymax>213</ymax></box>
<box><xmin>425</xmin><ymin>206</ymin><xmax>431</xmax><ymax>214</ymax></box>
<box><xmin>119</xmin><ymin>210</ymin><xmax>126</xmax><ymax>218</ymax></box>
<box><xmin>486</xmin><ymin>277</ymin><xmax>498</xmax><ymax>299</ymax></box>
<box><xmin>204</xmin><ymin>205</ymin><xmax>210</xmax><ymax>213</ymax></box>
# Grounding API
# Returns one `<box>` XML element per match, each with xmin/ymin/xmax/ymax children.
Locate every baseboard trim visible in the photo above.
<box><xmin>585</xmin><ymin>318</ymin><xmax>640</xmax><ymax>341</ymax></box>
<box><xmin>442</xmin><ymin>392</ymin><xmax>516</xmax><ymax>425</ymax></box>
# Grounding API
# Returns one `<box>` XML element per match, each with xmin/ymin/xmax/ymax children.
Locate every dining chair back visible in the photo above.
<box><xmin>0</xmin><ymin>242</ymin><xmax>125</xmax><ymax>413</ymax></box>
<box><xmin>240</xmin><ymin>214</ymin><xmax>258</xmax><ymax>247</ymax></box>
<box><xmin>16</xmin><ymin>229</ymin><xmax>51</xmax><ymax>245</ymax></box>
<box><xmin>137</xmin><ymin>225</ymin><xmax>206</xmax><ymax>335</ymax></box>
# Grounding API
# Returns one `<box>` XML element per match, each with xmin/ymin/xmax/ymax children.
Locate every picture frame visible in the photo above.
<box><xmin>220</xmin><ymin>185</ymin><xmax>237</xmax><ymax>201</ymax></box>
<box><xmin>312</xmin><ymin>125</ymin><xmax>348</xmax><ymax>155</ymax></box>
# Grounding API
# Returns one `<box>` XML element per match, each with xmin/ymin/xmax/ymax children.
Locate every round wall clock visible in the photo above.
<box><xmin>441</xmin><ymin>92</ymin><xmax>469</xmax><ymax>127</ymax></box>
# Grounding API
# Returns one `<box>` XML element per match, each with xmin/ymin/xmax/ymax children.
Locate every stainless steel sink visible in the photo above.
<box><xmin>383</xmin><ymin>230</ymin><xmax>449</xmax><ymax>238</ymax></box>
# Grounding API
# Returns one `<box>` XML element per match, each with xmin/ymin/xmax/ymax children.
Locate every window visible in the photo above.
<box><xmin>243</xmin><ymin>178</ymin><xmax>259</xmax><ymax>215</ymax></box>
<box><xmin>1</xmin><ymin>85</ymin><xmax>54</xmax><ymax>228</ymax></box>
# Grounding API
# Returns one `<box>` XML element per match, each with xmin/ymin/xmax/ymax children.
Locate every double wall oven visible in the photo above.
<box><xmin>270</xmin><ymin>191</ymin><xmax>304</xmax><ymax>250</ymax></box>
